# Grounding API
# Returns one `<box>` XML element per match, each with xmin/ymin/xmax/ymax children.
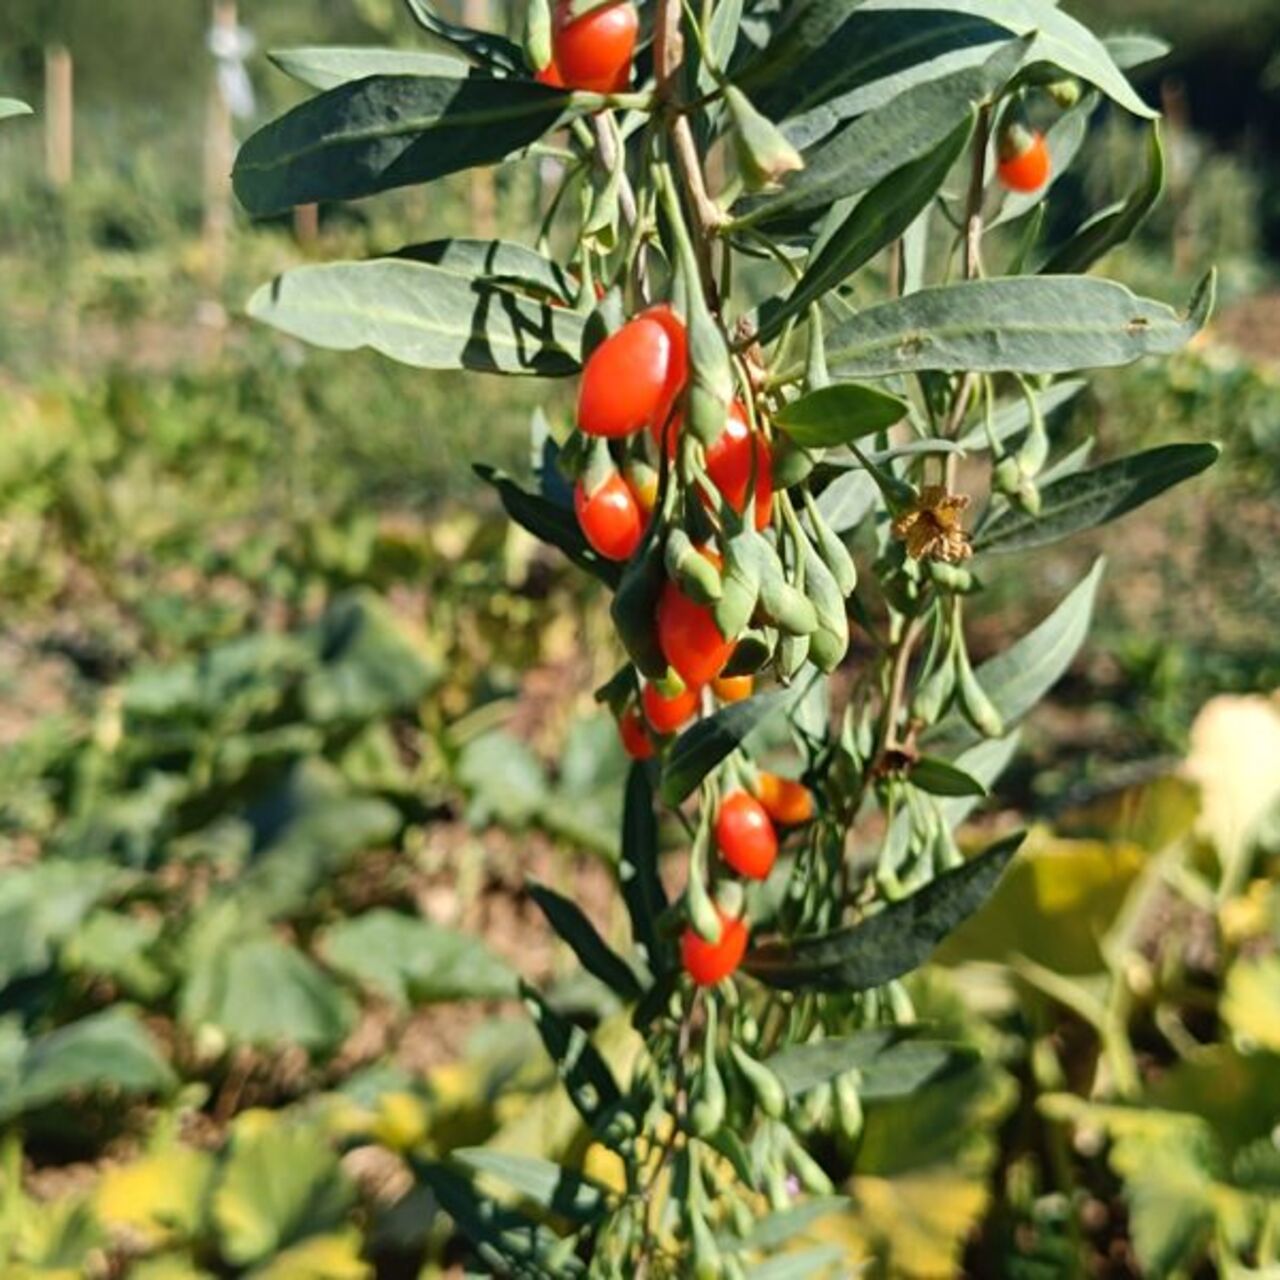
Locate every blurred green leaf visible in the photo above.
<box><xmin>766</xmin><ymin>1028</ymin><xmax>976</xmax><ymax>1099</ymax></box>
<box><xmin>529</xmin><ymin>884</ymin><xmax>642</xmax><ymax>1001</ymax></box>
<box><xmin>318</xmin><ymin>909</ymin><xmax>517</xmax><ymax>1006</ymax></box>
<box><xmin>0</xmin><ymin>1009</ymin><xmax>175</xmax><ymax>1122</ymax></box>
<box><xmin>453</xmin><ymin>1148</ymin><xmax>609</xmax><ymax>1223</ymax></box>
<box><xmin>0</xmin><ymin>98</ymin><xmax>33</xmax><ymax>121</ymax></box>
<box><xmin>620</xmin><ymin>763</ymin><xmax>668</xmax><ymax>972</ymax></box>
<box><xmin>213</xmin><ymin>1115</ymin><xmax>355</xmax><ymax>1266</ymax></box>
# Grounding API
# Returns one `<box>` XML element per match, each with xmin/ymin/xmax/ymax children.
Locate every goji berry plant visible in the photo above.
<box><xmin>235</xmin><ymin>1</ymin><xmax>1219</xmax><ymax>1272</ymax></box>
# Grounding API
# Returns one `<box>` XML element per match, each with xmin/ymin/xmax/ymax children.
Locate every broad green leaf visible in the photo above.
<box><xmin>397</xmin><ymin>237</ymin><xmax>572</xmax><ymax>301</ymax></box>
<box><xmin>0</xmin><ymin>860</ymin><xmax>122</xmax><ymax>990</ymax></box>
<box><xmin>958</xmin><ymin>379</ymin><xmax>1086</xmax><ymax>451</ymax></box>
<box><xmin>775</xmin><ymin>384</ymin><xmax>909</xmax><ymax>447</ymax></box>
<box><xmin>977</xmin><ymin>442</ymin><xmax>1219</xmax><ymax>554</ymax></box>
<box><xmin>415</xmin><ymin>1161</ymin><xmax>585</xmax><ymax>1276</ymax></box>
<box><xmin>1040</xmin><ymin>124</ymin><xmax>1166</xmax><ymax>275</ymax></box>
<box><xmin>744</xmin><ymin>831</ymin><xmax>1023</xmax><ymax>991</ymax></box>
<box><xmin>620</xmin><ymin>763</ymin><xmax>668</xmax><ymax>970</ymax></box>
<box><xmin>213</xmin><ymin>1114</ymin><xmax>355</xmax><ymax>1266</ymax></box>
<box><xmin>766</xmin><ymin>1028</ymin><xmax>976</xmax><ymax>1099</ymax></box>
<box><xmin>0</xmin><ymin>98</ymin><xmax>32</xmax><ymax>121</ymax></box>
<box><xmin>661</xmin><ymin>690</ymin><xmax>794</xmax><ymax>806</ymax></box>
<box><xmin>268</xmin><ymin>46</ymin><xmax>468</xmax><ymax>91</ymax></box>
<box><xmin>860</xmin><ymin>0</ymin><xmax>1156</xmax><ymax>119</ymax></box>
<box><xmin>248</xmin><ymin>260</ymin><xmax>585</xmax><ymax>377</ymax></box>
<box><xmin>746</xmin><ymin>1247</ymin><xmax>847</xmax><ymax>1279</ymax></box>
<box><xmin>317</xmin><ymin>909</ymin><xmax>517</xmax><ymax>1005</ymax></box>
<box><xmin>528</xmin><ymin>884</ymin><xmax>643</xmax><ymax>1001</ymax></box>
<box><xmin>476</xmin><ymin>465</ymin><xmax>622</xmax><ymax>587</ymax></box>
<box><xmin>910</xmin><ymin>756</ymin><xmax>987</xmax><ymax>797</ymax></box>
<box><xmin>736</xmin><ymin>42</ymin><xmax>1026</xmax><ymax>227</ymax></box>
<box><xmin>236</xmin><ymin>760</ymin><xmax>402</xmax><ymax>919</ymax></box>
<box><xmin>304</xmin><ymin>588</ymin><xmax>439</xmax><ymax>722</ymax></box>
<box><xmin>522</xmin><ymin>985</ymin><xmax>622</xmax><ymax>1130</ymax></box>
<box><xmin>234</xmin><ymin>75</ymin><xmax>567</xmax><ymax>216</ymax></box>
<box><xmin>759</xmin><ymin>114</ymin><xmax>974</xmax><ymax>341</ymax></box>
<box><xmin>402</xmin><ymin>0</ymin><xmax>525</xmax><ymax>73</ymax></box>
<box><xmin>928</xmin><ymin>558</ymin><xmax>1105</xmax><ymax>753</ymax></box>
<box><xmin>453</xmin><ymin>1149</ymin><xmax>609</xmax><ymax>1223</ymax></box>
<box><xmin>62</xmin><ymin>910</ymin><xmax>168</xmax><ymax>1001</ymax></box>
<box><xmin>181</xmin><ymin>933</ymin><xmax>356</xmax><ymax>1052</ymax></box>
<box><xmin>823</xmin><ymin>274</ymin><xmax>1213</xmax><ymax>379</ymax></box>
<box><xmin>0</xmin><ymin>1010</ymin><xmax>174</xmax><ymax>1122</ymax></box>
<box><xmin>455</xmin><ymin>727</ymin><xmax>549</xmax><ymax>826</ymax></box>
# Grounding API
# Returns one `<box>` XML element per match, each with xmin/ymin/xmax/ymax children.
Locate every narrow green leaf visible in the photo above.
<box><xmin>737</xmin><ymin>40</ymin><xmax>1027</xmax><ymax>227</ymax></box>
<box><xmin>521</xmin><ymin>984</ymin><xmax>622</xmax><ymax>1130</ymax></box>
<box><xmin>0</xmin><ymin>98</ymin><xmax>33</xmax><ymax>121</ymax></box>
<box><xmin>248</xmin><ymin>260</ymin><xmax>584</xmax><ymax>376</ymax></box>
<box><xmin>476</xmin><ymin>465</ymin><xmax>621</xmax><ymax>588</ymax></box>
<box><xmin>910</xmin><ymin>756</ymin><xmax>988</xmax><ymax>797</ymax></box>
<box><xmin>860</xmin><ymin>0</ymin><xmax>1156</xmax><ymax>119</ymax></box>
<box><xmin>234</xmin><ymin>74</ymin><xmax>567</xmax><ymax>216</ymax></box>
<box><xmin>928</xmin><ymin>559</ymin><xmax>1105</xmax><ymax>753</ymax></box>
<box><xmin>978</xmin><ymin>442</ymin><xmax>1219</xmax><ymax>555</ymax></box>
<box><xmin>620</xmin><ymin>763</ymin><xmax>668</xmax><ymax>969</ymax></box>
<box><xmin>453</xmin><ymin>1149</ymin><xmax>609</xmax><ymax>1223</ymax></box>
<box><xmin>529</xmin><ymin>883</ymin><xmax>643</xmax><ymax>1001</ymax></box>
<box><xmin>1040</xmin><ymin>124</ymin><xmax>1166</xmax><ymax>275</ymax></box>
<box><xmin>403</xmin><ymin>0</ymin><xmax>526</xmax><ymax>73</ymax></box>
<box><xmin>744</xmin><ymin>831</ymin><xmax>1024</xmax><ymax>991</ymax></box>
<box><xmin>268</xmin><ymin>46</ymin><xmax>469</xmax><ymax>91</ymax></box>
<box><xmin>396</xmin><ymin>237</ymin><xmax>572</xmax><ymax>301</ymax></box>
<box><xmin>775</xmin><ymin>384</ymin><xmax>909</xmax><ymax>448</ymax></box>
<box><xmin>761</xmin><ymin>114</ymin><xmax>973</xmax><ymax>342</ymax></box>
<box><xmin>661</xmin><ymin>690</ymin><xmax>793</xmax><ymax>806</ymax></box>
<box><xmin>415</xmin><ymin>1161</ymin><xmax>584</xmax><ymax>1276</ymax></box>
<box><xmin>765</xmin><ymin>1027</ymin><xmax>977</xmax><ymax>1099</ymax></box>
<box><xmin>0</xmin><ymin>1010</ymin><xmax>175</xmax><ymax>1122</ymax></box>
<box><xmin>823</xmin><ymin>273</ymin><xmax>1212</xmax><ymax>379</ymax></box>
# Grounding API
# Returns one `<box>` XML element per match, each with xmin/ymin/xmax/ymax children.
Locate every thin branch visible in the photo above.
<box><xmin>591</xmin><ymin>112</ymin><xmax>638</xmax><ymax>228</ymax></box>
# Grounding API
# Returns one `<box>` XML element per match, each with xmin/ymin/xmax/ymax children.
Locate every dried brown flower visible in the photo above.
<box><xmin>891</xmin><ymin>485</ymin><xmax>973</xmax><ymax>563</ymax></box>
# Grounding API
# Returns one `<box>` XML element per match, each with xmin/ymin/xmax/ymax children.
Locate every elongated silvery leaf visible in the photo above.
<box><xmin>268</xmin><ymin>46</ymin><xmax>469</xmax><ymax>91</ymax></box>
<box><xmin>735</xmin><ymin>39</ymin><xmax>1027</xmax><ymax>227</ymax></box>
<box><xmin>248</xmin><ymin>260</ymin><xmax>585</xmax><ymax>376</ymax></box>
<box><xmin>765</xmin><ymin>1027</ymin><xmax>976</xmax><ymax>1098</ymax></box>
<box><xmin>759</xmin><ymin>114</ymin><xmax>974</xmax><ymax>341</ymax></box>
<box><xmin>823</xmin><ymin>272</ymin><xmax>1214</xmax><ymax>379</ymax></box>
<box><xmin>1104</xmin><ymin>33</ymin><xmax>1171</xmax><ymax>71</ymax></box>
<box><xmin>0</xmin><ymin>98</ymin><xmax>33</xmax><ymax>121</ymax></box>
<box><xmin>234</xmin><ymin>75</ymin><xmax>568</xmax><ymax>216</ymax></box>
<box><xmin>977</xmin><ymin>443</ymin><xmax>1220</xmax><ymax>554</ymax></box>
<box><xmin>860</xmin><ymin>0</ymin><xmax>1156</xmax><ymax>120</ymax></box>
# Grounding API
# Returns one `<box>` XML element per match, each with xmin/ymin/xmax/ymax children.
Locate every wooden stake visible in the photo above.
<box><xmin>203</xmin><ymin>0</ymin><xmax>237</xmax><ymax>298</ymax></box>
<box><xmin>294</xmin><ymin>202</ymin><xmax>320</xmax><ymax>247</ymax></box>
<box><xmin>44</xmin><ymin>44</ymin><xmax>73</xmax><ymax>189</ymax></box>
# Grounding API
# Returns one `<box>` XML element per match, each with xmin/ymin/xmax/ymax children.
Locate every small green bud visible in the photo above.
<box><xmin>523</xmin><ymin>0</ymin><xmax>554</xmax><ymax>78</ymax></box>
<box><xmin>666</xmin><ymin>528</ymin><xmax>724</xmax><ymax>605</ymax></box>
<box><xmin>1046</xmin><ymin>77</ymin><xmax>1082</xmax><ymax>109</ymax></box>
<box><xmin>956</xmin><ymin>645</ymin><xmax>1005</xmax><ymax>738</ymax></box>
<box><xmin>725</xmin><ymin>85</ymin><xmax>805</xmax><ymax>192</ymax></box>
<box><xmin>729</xmin><ymin>1044</ymin><xmax>787</xmax><ymax>1119</ymax></box>
<box><xmin>834</xmin><ymin>1070</ymin><xmax>864</xmax><ymax>1140</ymax></box>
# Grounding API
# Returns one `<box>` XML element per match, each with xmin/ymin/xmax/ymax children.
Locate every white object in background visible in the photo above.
<box><xmin>208</xmin><ymin>21</ymin><xmax>257</xmax><ymax>120</ymax></box>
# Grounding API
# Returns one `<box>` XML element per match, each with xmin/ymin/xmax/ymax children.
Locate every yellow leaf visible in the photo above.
<box><xmin>245</xmin><ymin>1231</ymin><xmax>372</xmax><ymax>1280</ymax></box>
<box><xmin>850</xmin><ymin>1171</ymin><xmax>988</xmax><ymax>1279</ymax></box>
<box><xmin>1222</xmin><ymin>956</ymin><xmax>1280</xmax><ymax>1052</ymax></box>
<box><xmin>95</xmin><ymin>1143</ymin><xmax>214</xmax><ymax>1247</ymax></box>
